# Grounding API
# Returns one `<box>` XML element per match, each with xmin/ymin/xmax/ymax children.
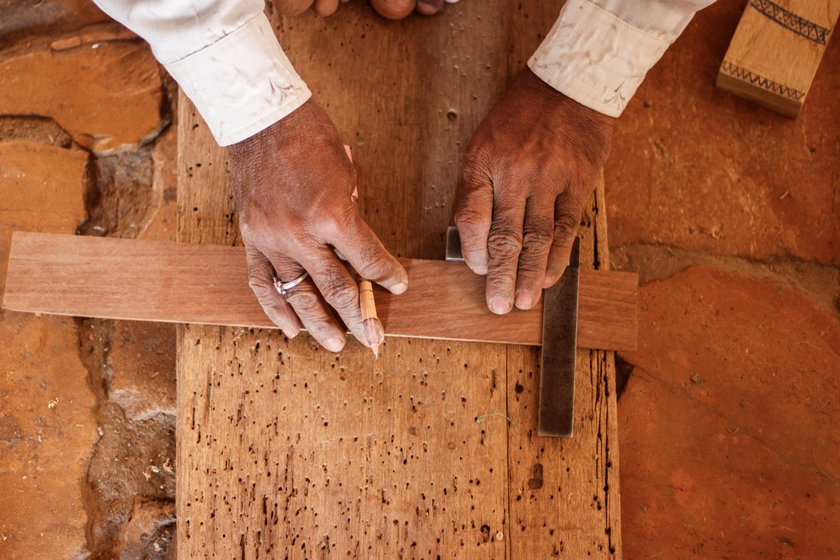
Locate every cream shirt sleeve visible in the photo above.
<box><xmin>92</xmin><ymin>0</ymin><xmax>311</xmax><ymax>146</ymax></box>
<box><xmin>529</xmin><ymin>0</ymin><xmax>717</xmax><ymax>117</ymax></box>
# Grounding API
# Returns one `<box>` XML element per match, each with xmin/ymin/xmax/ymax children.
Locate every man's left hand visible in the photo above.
<box><xmin>455</xmin><ymin>69</ymin><xmax>614</xmax><ymax>314</ymax></box>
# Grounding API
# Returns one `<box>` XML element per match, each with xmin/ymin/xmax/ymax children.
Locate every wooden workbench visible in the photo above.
<box><xmin>176</xmin><ymin>2</ymin><xmax>622</xmax><ymax>557</ymax></box>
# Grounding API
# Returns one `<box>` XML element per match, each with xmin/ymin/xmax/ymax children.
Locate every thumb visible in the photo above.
<box><xmin>331</xmin><ymin>214</ymin><xmax>408</xmax><ymax>294</ymax></box>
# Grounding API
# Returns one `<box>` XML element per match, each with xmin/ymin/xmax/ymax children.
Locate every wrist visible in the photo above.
<box><xmin>229</xmin><ymin>100</ymin><xmax>313</xmax><ymax>160</ymax></box>
<box><xmin>518</xmin><ymin>69</ymin><xmax>615</xmax><ymax>128</ymax></box>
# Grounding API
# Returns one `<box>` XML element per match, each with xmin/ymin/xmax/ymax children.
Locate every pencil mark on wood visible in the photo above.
<box><xmin>749</xmin><ymin>0</ymin><xmax>830</xmax><ymax>44</ymax></box>
<box><xmin>720</xmin><ymin>60</ymin><xmax>806</xmax><ymax>100</ymax></box>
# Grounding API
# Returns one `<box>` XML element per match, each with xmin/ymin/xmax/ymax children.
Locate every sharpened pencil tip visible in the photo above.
<box><xmin>362</xmin><ymin>317</ymin><xmax>384</xmax><ymax>360</ymax></box>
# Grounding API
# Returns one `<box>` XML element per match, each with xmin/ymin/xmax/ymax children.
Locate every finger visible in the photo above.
<box><xmin>454</xmin><ymin>164</ymin><xmax>494</xmax><ymax>275</ymax></box>
<box><xmin>485</xmin><ymin>195</ymin><xmax>526</xmax><ymax>315</ymax></box>
<box><xmin>416</xmin><ymin>0</ymin><xmax>444</xmax><ymax>15</ymax></box>
<box><xmin>514</xmin><ymin>196</ymin><xmax>554</xmax><ymax>310</ymax></box>
<box><xmin>245</xmin><ymin>248</ymin><xmax>301</xmax><ymax>338</ymax></box>
<box><xmin>330</xmin><ymin>214</ymin><xmax>408</xmax><ymax>295</ymax></box>
<box><xmin>545</xmin><ymin>192</ymin><xmax>584</xmax><ymax>288</ymax></box>
<box><xmin>275</xmin><ymin>0</ymin><xmax>315</xmax><ymax>16</ymax></box>
<box><xmin>313</xmin><ymin>0</ymin><xmax>339</xmax><ymax>16</ymax></box>
<box><xmin>370</xmin><ymin>0</ymin><xmax>416</xmax><ymax>19</ymax></box>
<box><xmin>271</xmin><ymin>255</ymin><xmax>347</xmax><ymax>353</ymax></box>
<box><xmin>297</xmin><ymin>248</ymin><xmax>371</xmax><ymax>346</ymax></box>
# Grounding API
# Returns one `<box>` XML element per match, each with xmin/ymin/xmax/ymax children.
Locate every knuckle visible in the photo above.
<box><xmin>517</xmin><ymin>261</ymin><xmax>544</xmax><ymax>276</ymax></box>
<box><xmin>554</xmin><ymin>211</ymin><xmax>581</xmax><ymax>236</ymax></box>
<box><xmin>247</xmin><ymin>261</ymin><xmax>271</xmax><ymax>284</ymax></box>
<box><xmin>521</xmin><ymin>228</ymin><xmax>553</xmax><ymax>254</ymax></box>
<box><xmin>286</xmin><ymin>288</ymin><xmax>320</xmax><ymax>313</ymax></box>
<box><xmin>485</xmin><ymin>271</ymin><xmax>514</xmax><ymax>294</ymax></box>
<box><xmin>320</xmin><ymin>205</ymin><xmax>354</xmax><ymax>236</ymax></box>
<box><xmin>248</xmin><ymin>278</ymin><xmax>274</xmax><ymax>301</ymax></box>
<box><xmin>322</xmin><ymin>280</ymin><xmax>358</xmax><ymax>311</ymax></box>
<box><xmin>454</xmin><ymin>208</ymin><xmax>491</xmax><ymax>232</ymax></box>
<box><xmin>355</xmin><ymin>249</ymin><xmax>391</xmax><ymax>280</ymax></box>
<box><xmin>487</xmin><ymin>226</ymin><xmax>522</xmax><ymax>260</ymax></box>
<box><xmin>246</xmin><ymin>258</ymin><xmax>275</xmax><ymax>302</ymax></box>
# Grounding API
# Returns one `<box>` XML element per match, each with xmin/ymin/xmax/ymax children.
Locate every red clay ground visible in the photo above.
<box><xmin>0</xmin><ymin>0</ymin><xmax>838</xmax><ymax>558</ymax></box>
<box><xmin>608</xmin><ymin>2</ymin><xmax>840</xmax><ymax>558</ymax></box>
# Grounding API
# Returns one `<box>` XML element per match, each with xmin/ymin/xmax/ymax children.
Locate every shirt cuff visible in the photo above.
<box><xmin>528</xmin><ymin>0</ymin><xmax>671</xmax><ymax>117</ymax></box>
<box><xmin>165</xmin><ymin>13</ymin><xmax>311</xmax><ymax>146</ymax></box>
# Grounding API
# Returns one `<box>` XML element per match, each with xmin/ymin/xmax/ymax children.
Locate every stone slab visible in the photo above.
<box><xmin>0</xmin><ymin>138</ymin><xmax>96</xmax><ymax>558</ymax></box>
<box><xmin>618</xmin><ymin>266</ymin><xmax>840</xmax><ymax>558</ymax></box>
<box><xmin>0</xmin><ymin>41</ymin><xmax>164</xmax><ymax>154</ymax></box>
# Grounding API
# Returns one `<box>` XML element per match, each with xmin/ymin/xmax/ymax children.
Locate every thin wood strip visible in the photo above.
<box><xmin>3</xmin><ymin>231</ymin><xmax>638</xmax><ymax>350</ymax></box>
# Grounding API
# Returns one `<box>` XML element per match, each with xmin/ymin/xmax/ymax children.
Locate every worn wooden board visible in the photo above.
<box><xmin>2</xmin><ymin>232</ymin><xmax>638</xmax><ymax>350</ymax></box>
<box><xmin>177</xmin><ymin>2</ymin><xmax>622</xmax><ymax>558</ymax></box>
<box><xmin>717</xmin><ymin>0</ymin><xmax>840</xmax><ymax>116</ymax></box>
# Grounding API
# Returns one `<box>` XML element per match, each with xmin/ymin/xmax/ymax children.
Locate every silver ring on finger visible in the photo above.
<box><xmin>274</xmin><ymin>272</ymin><xmax>309</xmax><ymax>298</ymax></box>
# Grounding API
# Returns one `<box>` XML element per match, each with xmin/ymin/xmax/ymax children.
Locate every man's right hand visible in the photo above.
<box><xmin>228</xmin><ymin>101</ymin><xmax>408</xmax><ymax>352</ymax></box>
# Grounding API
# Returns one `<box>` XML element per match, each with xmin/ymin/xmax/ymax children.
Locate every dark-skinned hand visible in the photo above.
<box><xmin>229</xmin><ymin>100</ymin><xmax>408</xmax><ymax>352</ymax></box>
<box><xmin>274</xmin><ymin>0</ymin><xmax>456</xmax><ymax>18</ymax></box>
<box><xmin>455</xmin><ymin>68</ymin><xmax>614</xmax><ymax>314</ymax></box>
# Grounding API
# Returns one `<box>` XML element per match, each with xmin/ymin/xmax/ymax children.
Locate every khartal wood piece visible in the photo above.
<box><xmin>2</xmin><ymin>232</ymin><xmax>638</xmax><ymax>351</ymax></box>
<box><xmin>717</xmin><ymin>0</ymin><xmax>840</xmax><ymax>116</ymax></box>
<box><xmin>177</xmin><ymin>2</ymin><xmax>622</xmax><ymax>558</ymax></box>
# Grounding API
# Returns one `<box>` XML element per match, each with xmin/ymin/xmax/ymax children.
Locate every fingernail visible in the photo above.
<box><xmin>471</xmin><ymin>263</ymin><xmax>488</xmax><ymax>275</ymax></box>
<box><xmin>324</xmin><ymin>336</ymin><xmax>346</xmax><ymax>353</ymax></box>
<box><xmin>489</xmin><ymin>297</ymin><xmax>512</xmax><ymax>315</ymax></box>
<box><xmin>515</xmin><ymin>290</ymin><xmax>533</xmax><ymax>310</ymax></box>
<box><xmin>417</xmin><ymin>0</ymin><xmax>439</xmax><ymax>14</ymax></box>
<box><xmin>391</xmin><ymin>281</ymin><xmax>408</xmax><ymax>295</ymax></box>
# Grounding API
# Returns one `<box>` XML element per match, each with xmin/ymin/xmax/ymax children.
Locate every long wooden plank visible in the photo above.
<box><xmin>2</xmin><ymin>231</ymin><xmax>638</xmax><ymax>350</ymax></box>
<box><xmin>717</xmin><ymin>0</ymin><xmax>840</xmax><ymax>116</ymax></box>
<box><xmin>176</xmin><ymin>2</ymin><xmax>623</xmax><ymax>558</ymax></box>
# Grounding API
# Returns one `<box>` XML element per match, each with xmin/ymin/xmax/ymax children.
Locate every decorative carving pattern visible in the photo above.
<box><xmin>750</xmin><ymin>0</ymin><xmax>830</xmax><ymax>44</ymax></box>
<box><xmin>720</xmin><ymin>60</ymin><xmax>806</xmax><ymax>100</ymax></box>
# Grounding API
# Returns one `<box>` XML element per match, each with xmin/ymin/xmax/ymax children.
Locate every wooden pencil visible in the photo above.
<box><xmin>344</xmin><ymin>144</ymin><xmax>384</xmax><ymax>357</ymax></box>
<box><xmin>358</xmin><ymin>278</ymin><xmax>384</xmax><ymax>358</ymax></box>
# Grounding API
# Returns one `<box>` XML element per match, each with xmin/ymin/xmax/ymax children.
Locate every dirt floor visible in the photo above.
<box><xmin>0</xmin><ymin>0</ymin><xmax>838</xmax><ymax>558</ymax></box>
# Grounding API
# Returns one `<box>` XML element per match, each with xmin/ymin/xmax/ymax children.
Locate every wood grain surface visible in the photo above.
<box><xmin>717</xmin><ymin>0</ymin><xmax>840</xmax><ymax>116</ymax></box>
<box><xmin>2</xmin><ymin>232</ymin><xmax>638</xmax><ymax>350</ymax></box>
<box><xmin>176</xmin><ymin>2</ymin><xmax>623</xmax><ymax>558</ymax></box>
